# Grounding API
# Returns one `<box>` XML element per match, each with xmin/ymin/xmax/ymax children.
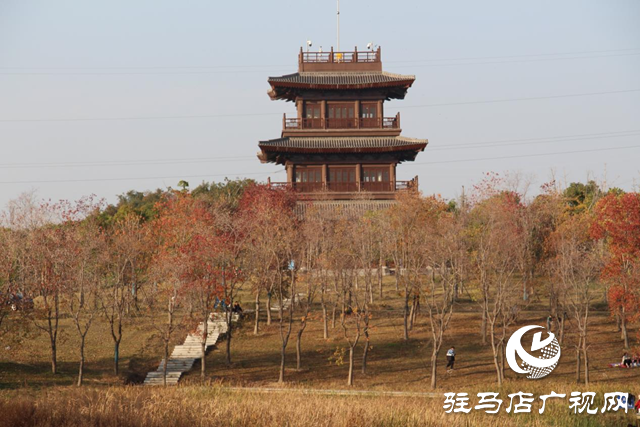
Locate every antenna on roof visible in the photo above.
<box><xmin>336</xmin><ymin>0</ymin><xmax>340</xmax><ymax>51</ymax></box>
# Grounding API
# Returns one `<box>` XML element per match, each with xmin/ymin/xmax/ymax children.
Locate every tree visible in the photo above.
<box><xmin>469</xmin><ymin>191</ymin><xmax>524</xmax><ymax>385</ymax></box>
<box><xmin>0</xmin><ymin>228</ymin><xmax>15</xmax><ymax>337</ymax></box>
<box><xmin>101</xmin><ymin>212</ymin><xmax>150</xmax><ymax>375</ymax></box>
<box><xmin>422</xmin><ymin>197</ymin><xmax>464</xmax><ymax>389</ymax></box>
<box><xmin>59</xmin><ymin>199</ymin><xmax>105</xmax><ymax>386</ymax></box>
<box><xmin>239</xmin><ymin>184</ymin><xmax>298</xmax><ymax>383</ymax></box>
<box><xmin>149</xmin><ymin>192</ymin><xmax>196</xmax><ymax>386</ymax></box>
<box><xmin>591</xmin><ymin>192</ymin><xmax>640</xmax><ymax>349</ymax></box>
<box><xmin>548</xmin><ymin>212</ymin><xmax>602</xmax><ymax>384</ymax></box>
<box><xmin>383</xmin><ymin>191</ymin><xmax>429</xmax><ymax>341</ymax></box>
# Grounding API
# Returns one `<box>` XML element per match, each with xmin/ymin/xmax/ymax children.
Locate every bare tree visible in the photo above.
<box><xmin>101</xmin><ymin>213</ymin><xmax>149</xmax><ymax>375</ymax></box>
<box><xmin>469</xmin><ymin>191</ymin><xmax>524</xmax><ymax>385</ymax></box>
<box><xmin>550</xmin><ymin>214</ymin><xmax>603</xmax><ymax>385</ymax></box>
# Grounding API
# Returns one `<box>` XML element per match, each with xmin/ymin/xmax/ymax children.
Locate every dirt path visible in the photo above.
<box><xmin>225</xmin><ymin>386</ymin><xmax>441</xmax><ymax>398</ymax></box>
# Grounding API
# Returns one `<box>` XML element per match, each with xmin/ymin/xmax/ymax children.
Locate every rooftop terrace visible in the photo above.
<box><xmin>298</xmin><ymin>47</ymin><xmax>382</xmax><ymax>72</ymax></box>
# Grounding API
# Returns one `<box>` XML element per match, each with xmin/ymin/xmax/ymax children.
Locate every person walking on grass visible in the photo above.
<box><xmin>446</xmin><ymin>347</ymin><xmax>456</xmax><ymax>372</ymax></box>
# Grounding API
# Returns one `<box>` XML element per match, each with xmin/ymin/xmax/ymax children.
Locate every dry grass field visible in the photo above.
<box><xmin>1</xmin><ymin>279</ymin><xmax>638</xmax><ymax>426</ymax></box>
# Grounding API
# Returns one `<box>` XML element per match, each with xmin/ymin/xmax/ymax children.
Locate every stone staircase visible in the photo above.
<box><xmin>143</xmin><ymin>312</ymin><xmax>238</xmax><ymax>386</ymax></box>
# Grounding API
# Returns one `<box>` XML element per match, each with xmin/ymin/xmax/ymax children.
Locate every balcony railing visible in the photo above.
<box><xmin>266</xmin><ymin>178</ymin><xmax>418</xmax><ymax>194</ymax></box>
<box><xmin>283</xmin><ymin>113</ymin><xmax>400</xmax><ymax>131</ymax></box>
<box><xmin>300</xmin><ymin>47</ymin><xmax>380</xmax><ymax>64</ymax></box>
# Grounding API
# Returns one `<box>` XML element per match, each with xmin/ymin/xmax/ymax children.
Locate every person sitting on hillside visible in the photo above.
<box><xmin>622</xmin><ymin>352</ymin><xmax>632</xmax><ymax>368</ymax></box>
<box><xmin>446</xmin><ymin>347</ymin><xmax>456</xmax><ymax>372</ymax></box>
<box><xmin>232</xmin><ymin>302</ymin><xmax>243</xmax><ymax>314</ymax></box>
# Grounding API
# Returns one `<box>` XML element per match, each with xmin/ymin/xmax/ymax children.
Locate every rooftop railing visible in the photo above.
<box><xmin>298</xmin><ymin>47</ymin><xmax>382</xmax><ymax>72</ymax></box>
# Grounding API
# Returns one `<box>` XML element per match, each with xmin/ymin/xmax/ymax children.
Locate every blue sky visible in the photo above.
<box><xmin>0</xmin><ymin>0</ymin><xmax>638</xmax><ymax>207</ymax></box>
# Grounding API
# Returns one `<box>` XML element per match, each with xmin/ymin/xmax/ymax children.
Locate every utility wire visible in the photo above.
<box><xmin>413</xmin><ymin>144</ymin><xmax>640</xmax><ymax>166</ymax></box>
<box><xmin>1</xmin><ymin>129</ymin><xmax>639</xmax><ymax>170</ymax></box>
<box><xmin>0</xmin><ymin>89</ymin><xmax>637</xmax><ymax>123</ymax></box>
<box><xmin>0</xmin><ymin>47</ymin><xmax>638</xmax><ymax>72</ymax></box>
<box><xmin>1</xmin><ymin>145</ymin><xmax>638</xmax><ymax>185</ymax></box>
<box><xmin>0</xmin><ymin>170</ymin><xmax>285</xmax><ymax>185</ymax></box>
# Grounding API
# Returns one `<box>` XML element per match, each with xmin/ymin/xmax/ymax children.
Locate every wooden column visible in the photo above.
<box><xmin>297</xmin><ymin>99</ymin><xmax>304</xmax><ymax>120</ymax></box>
<box><xmin>322</xmin><ymin>164</ymin><xmax>328</xmax><ymax>191</ymax></box>
<box><xmin>286</xmin><ymin>164</ymin><xmax>294</xmax><ymax>184</ymax></box>
<box><xmin>377</xmin><ymin>101</ymin><xmax>383</xmax><ymax>128</ymax></box>
<box><xmin>390</xmin><ymin>163</ymin><xmax>396</xmax><ymax>192</ymax></box>
<box><xmin>355</xmin><ymin>100</ymin><xmax>360</xmax><ymax>128</ymax></box>
<box><xmin>356</xmin><ymin>164</ymin><xmax>362</xmax><ymax>192</ymax></box>
<box><xmin>321</xmin><ymin>100</ymin><xmax>326</xmax><ymax>129</ymax></box>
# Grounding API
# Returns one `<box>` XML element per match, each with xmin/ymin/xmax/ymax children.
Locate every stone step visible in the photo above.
<box><xmin>145</xmin><ymin>372</ymin><xmax>182</xmax><ymax>377</ymax></box>
<box><xmin>142</xmin><ymin>312</ymin><xmax>239</xmax><ymax>386</ymax></box>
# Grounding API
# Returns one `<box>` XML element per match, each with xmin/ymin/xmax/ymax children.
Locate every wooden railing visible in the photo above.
<box><xmin>266</xmin><ymin>177</ymin><xmax>419</xmax><ymax>193</ymax></box>
<box><xmin>283</xmin><ymin>113</ymin><xmax>400</xmax><ymax>131</ymax></box>
<box><xmin>300</xmin><ymin>47</ymin><xmax>380</xmax><ymax>64</ymax></box>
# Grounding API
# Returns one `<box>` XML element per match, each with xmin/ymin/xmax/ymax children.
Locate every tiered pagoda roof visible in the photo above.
<box><xmin>259</xmin><ymin>136</ymin><xmax>427</xmax><ymax>164</ymax></box>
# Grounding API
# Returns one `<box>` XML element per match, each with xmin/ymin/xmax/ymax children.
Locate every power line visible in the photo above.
<box><xmin>0</xmin><ymin>47</ymin><xmax>637</xmax><ymax>72</ymax></box>
<box><xmin>1</xmin><ymin>144</ymin><xmax>638</xmax><ymax>185</ymax></box>
<box><xmin>0</xmin><ymin>170</ymin><xmax>285</xmax><ymax>185</ymax></box>
<box><xmin>387</xmin><ymin>52</ymin><xmax>640</xmax><ymax>69</ymax></box>
<box><xmin>399</xmin><ymin>89</ymin><xmax>640</xmax><ymax>109</ymax></box>
<box><xmin>1</xmin><ymin>52</ymin><xmax>637</xmax><ymax>75</ymax></box>
<box><xmin>1</xmin><ymin>88</ymin><xmax>637</xmax><ymax>123</ymax></box>
<box><xmin>386</xmin><ymin>47</ymin><xmax>640</xmax><ymax>63</ymax></box>
<box><xmin>0</xmin><ymin>155</ymin><xmax>257</xmax><ymax>169</ymax></box>
<box><xmin>413</xmin><ymin>144</ymin><xmax>640</xmax><ymax>166</ymax></box>
<box><xmin>1</xmin><ymin>129</ymin><xmax>639</xmax><ymax>170</ymax></box>
<box><xmin>429</xmin><ymin>130</ymin><xmax>640</xmax><ymax>151</ymax></box>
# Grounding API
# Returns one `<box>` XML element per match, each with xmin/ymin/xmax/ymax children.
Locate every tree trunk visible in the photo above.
<box><xmin>296</xmin><ymin>327</ymin><xmax>304</xmax><ymax>370</ymax></box>
<box><xmin>408</xmin><ymin>295</ymin><xmax>416</xmax><ymax>331</ymax></box>
<box><xmin>50</xmin><ymin>339</ymin><xmax>57</xmax><ymax>375</ymax></box>
<box><xmin>321</xmin><ymin>289</ymin><xmax>328</xmax><ymax>339</ymax></box>
<box><xmin>201</xmin><ymin>317</ymin><xmax>208</xmax><ymax>381</ymax></box>
<box><xmin>254</xmin><ymin>291</ymin><xmax>260</xmax><ymax>335</ymax></box>
<box><xmin>621</xmin><ymin>311</ymin><xmax>629</xmax><ymax>349</ymax></box>
<box><xmin>362</xmin><ymin>329</ymin><xmax>370</xmax><ymax>374</ymax></box>
<box><xmin>582</xmin><ymin>337</ymin><xmax>589</xmax><ymax>386</ymax></box>
<box><xmin>114</xmin><ymin>339</ymin><xmax>121</xmax><ymax>375</ymax></box>
<box><xmin>490</xmin><ymin>329</ymin><xmax>502</xmax><ymax>386</ymax></box>
<box><xmin>77</xmin><ymin>336</ymin><xmax>85</xmax><ymax>386</ymax></box>
<box><xmin>225</xmin><ymin>307</ymin><xmax>233</xmax><ymax>366</ymax></box>
<box><xmin>430</xmin><ymin>348</ymin><xmax>438</xmax><ymax>389</ymax></box>
<box><xmin>481</xmin><ymin>303</ymin><xmax>487</xmax><ymax>345</ymax></box>
<box><xmin>331</xmin><ymin>304</ymin><xmax>337</xmax><ymax>329</ymax></box>
<box><xmin>266</xmin><ymin>293</ymin><xmax>272</xmax><ymax>325</ymax></box>
<box><xmin>347</xmin><ymin>346</ymin><xmax>355</xmax><ymax>386</ymax></box>
<box><xmin>163</xmin><ymin>341</ymin><xmax>169</xmax><ymax>387</ymax></box>
<box><xmin>575</xmin><ymin>336</ymin><xmax>582</xmax><ymax>384</ymax></box>
<box><xmin>403</xmin><ymin>291</ymin><xmax>409</xmax><ymax>340</ymax></box>
<box><xmin>378</xmin><ymin>259</ymin><xmax>383</xmax><ymax>299</ymax></box>
<box><xmin>278</xmin><ymin>342</ymin><xmax>286</xmax><ymax>383</ymax></box>
<box><xmin>559</xmin><ymin>313</ymin><xmax>566</xmax><ymax>345</ymax></box>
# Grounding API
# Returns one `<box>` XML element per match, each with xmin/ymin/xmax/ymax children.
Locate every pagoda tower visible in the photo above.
<box><xmin>258</xmin><ymin>47</ymin><xmax>427</xmax><ymax>212</ymax></box>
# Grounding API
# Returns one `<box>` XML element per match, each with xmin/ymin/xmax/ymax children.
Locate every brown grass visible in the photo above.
<box><xmin>0</xmin><ymin>278</ymin><xmax>638</xmax><ymax>426</ymax></box>
<box><xmin>0</xmin><ymin>384</ymin><xmax>636</xmax><ymax>427</ymax></box>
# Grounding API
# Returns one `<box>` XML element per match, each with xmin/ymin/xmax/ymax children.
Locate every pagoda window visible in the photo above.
<box><xmin>360</xmin><ymin>102</ymin><xmax>378</xmax><ymax>128</ymax></box>
<box><xmin>327</xmin><ymin>102</ymin><xmax>356</xmax><ymax>129</ymax></box>
<box><xmin>328</xmin><ymin>166</ymin><xmax>357</xmax><ymax>192</ymax></box>
<box><xmin>362</xmin><ymin>166</ymin><xmax>391</xmax><ymax>192</ymax></box>
<box><xmin>294</xmin><ymin>166</ymin><xmax>322</xmax><ymax>192</ymax></box>
<box><xmin>304</xmin><ymin>102</ymin><xmax>323</xmax><ymax>129</ymax></box>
